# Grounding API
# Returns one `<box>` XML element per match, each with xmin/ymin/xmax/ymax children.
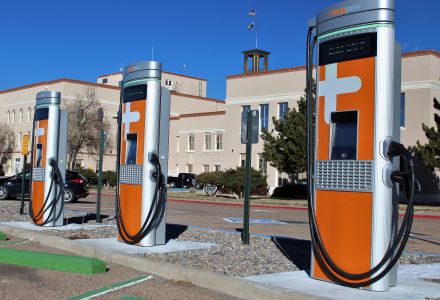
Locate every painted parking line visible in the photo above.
<box><xmin>68</xmin><ymin>275</ymin><xmax>153</xmax><ymax>300</ymax></box>
<box><xmin>223</xmin><ymin>217</ymin><xmax>287</xmax><ymax>225</ymax></box>
<box><xmin>252</xmin><ymin>209</ymin><xmax>276</xmax><ymax>213</ymax></box>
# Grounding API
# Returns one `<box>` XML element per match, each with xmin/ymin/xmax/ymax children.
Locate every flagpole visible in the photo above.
<box><xmin>255</xmin><ymin>12</ymin><xmax>257</xmax><ymax>49</ymax></box>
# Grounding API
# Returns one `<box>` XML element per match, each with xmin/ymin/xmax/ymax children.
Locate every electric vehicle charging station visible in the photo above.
<box><xmin>306</xmin><ymin>0</ymin><xmax>416</xmax><ymax>291</ymax></box>
<box><xmin>30</xmin><ymin>91</ymin><xmax>68</xmax><ymax>227</ymax></box>
<box><xmin>116</xmin><ymin>61</ymin><xmax>171</xmax><ymax>246</ymax></box>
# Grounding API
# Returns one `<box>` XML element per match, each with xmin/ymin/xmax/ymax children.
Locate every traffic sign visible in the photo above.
<box><xmin>22</xmin><ymin>134</ymin><xmax>29</xmax><ymax>155</ymax></box>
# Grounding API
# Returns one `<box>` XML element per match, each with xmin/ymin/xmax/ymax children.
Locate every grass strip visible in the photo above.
<box><xmin>68</xmin><ymin>275</ymin><xmax>153</xmax><ymax>300</ymax></box>
<box><xmin>0</xmin><ymin>248</ymin><xmax>106</xmax><ymax>274</ymax></box>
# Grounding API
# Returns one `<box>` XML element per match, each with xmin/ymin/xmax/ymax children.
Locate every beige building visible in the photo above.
<box><xmin>0</xmin><ymin>49</ymin><xmax>439</xmax><ymax>192</ymax></box>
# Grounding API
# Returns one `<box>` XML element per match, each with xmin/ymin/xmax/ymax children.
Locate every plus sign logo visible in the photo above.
<box><xmin>122</xmin><ymin>102</ymin><xmax>140</xmax><ymax>139</ymax></box>
<box><xmin>35</xmin><ymin>122</ymin><xmax>45</xmax><ymax>145</ymax></box>
<box><xmin>318</xmin><ymin>63</ymin><xmax>362</xmax><ymax>124</ymax></box>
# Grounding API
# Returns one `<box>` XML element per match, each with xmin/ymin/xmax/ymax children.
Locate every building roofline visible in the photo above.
<box><xmin>97</xmin><ymin>70</ymin><xmax>207</xmax><ymax>82</ymax></box>
<box><xmin>226</xmin><ymin>49</ymin><xmax>440</xmax><ymax>80</ymax></box>
<box><xmin>402</xmin><ymin>49</ymin><xmax>440</xmax><ymax>59</ymax></box>
<box><xmin>170</xmin><ymin>110</ymin><xmax>226</xmax><ymax>120</ymax></box>
<box><xmin>0</xmin><ymin>78</ymin><xmax>120</xmax><ymax>95</ymax></box>
<box><xmin>171</xmin><ymin>91</ymin><xmax>225</xmax><ymax>104</ymax></box>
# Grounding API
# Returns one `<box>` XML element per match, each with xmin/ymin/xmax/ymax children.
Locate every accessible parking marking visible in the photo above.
<box><xmin>68</xmin><ymin>275</ymin><xmax>153</xmax><ymax>300</ymax></box>
<box><xmin>223</xmin><ymin>217</ymin><xmax>287</xmax><ymax>225</ymax></box>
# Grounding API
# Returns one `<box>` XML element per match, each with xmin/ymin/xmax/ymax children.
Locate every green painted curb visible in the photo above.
<box><xmin>0</xmin><ymin>248</ymin><xmax>106</xmax><ymax>274</ymax></box>
<box><xmin>0</xmin><ymin>232</ymin><xmax>6</xmax><ymax>241</ymax></box>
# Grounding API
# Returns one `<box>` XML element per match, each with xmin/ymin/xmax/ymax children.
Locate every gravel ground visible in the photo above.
<box><xmin>1</xmin><ymin>200</ymin><xmax>439</xmax><ymax>277</ymax></box>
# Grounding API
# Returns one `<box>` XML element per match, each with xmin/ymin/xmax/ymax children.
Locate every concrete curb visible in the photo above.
<box><xmin>0</xmin><ymin>224</ymin><xmax>325</xmax><ymax>300</ymax></box>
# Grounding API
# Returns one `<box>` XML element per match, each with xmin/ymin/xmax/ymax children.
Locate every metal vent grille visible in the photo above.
<box><xmin>316</xmin><ymin>160</ymin><xmax>373</xmax><ymax>192</ymax></box>
<box><xmin>32</xmin><ymin>168</ymin><xmax>45</xmax><ymax>182</ymax></box>
<box><xmin>120</xmin><ymin>164</ymin><xmax>143</xmax><ymax>184</ymax></box>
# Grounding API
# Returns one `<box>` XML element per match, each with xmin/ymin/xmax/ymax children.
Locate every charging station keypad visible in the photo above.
<box><xmin>32</xmin><ymin>167</ymin><xmax>45</xmax><ymax>182</ymax></box>
<box><xmin>120</xmin><ymin>164</ymin><xmax>143</xmax><ymax>185</ymax></box>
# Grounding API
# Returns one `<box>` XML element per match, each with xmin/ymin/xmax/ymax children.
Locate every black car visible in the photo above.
<box><xmin>0</xmin><ymin>170</ymin><xmax>88</xmax><ymax>203</ymax></box>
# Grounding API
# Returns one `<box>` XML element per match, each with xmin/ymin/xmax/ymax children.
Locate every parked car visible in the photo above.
<box><xmin>167</xmin><ymin>173</ymin><xmax>199</xmax><ymax>188</ymax></box>
<box><xmin>0</xmin><ymin>170</ymin><xmax>89</xmax><ymax>203</ymax></box>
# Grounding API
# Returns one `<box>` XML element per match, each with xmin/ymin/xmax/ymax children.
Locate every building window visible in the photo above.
<box><xmin>214</xmin><ymin>165</ymin><xmax>221</xmax><ymax>171</ymax></box>
<box><xmin>400</xmin><ymin>93</ymin><xmax>405</xmax><ymax>128</ymax></box>
<box><xmin>176</xmin><ymin>136</ymin><xmax>180</xmax><ymax>153</ymax></box>
<box><xmin>18</xmin><ymin>132</ymin><xmax>22</xmax><ymax>150</ymax></box>
<box><xmin>188</xmin><ymin>134</ymin><xmax>195</xmax><ymax>151</ymax></box>
<box><xmin>19</xmin><ymin>109</ymin><xmax>23</xmax><ymax>124</ymax></box>
<box><xmin>102</xmin><ymin>78</ymin><xmax>108</xmax><ymax>84</ymax></box>
<box><xmin>279</xmin><ymin>102</ymin><xmax>288</xmax><ymax>121</ymax></box>
<box><xmin>204</xmin><ymin>133</ymin><xmax>212</xmax><ymax>151</ymax></box>
<box><xmin>7</xmin><ymin>111</ymin><xmax>10</xmax><ymax>125</ymax></box>
<box><xmin>260</xmin><ymin>104</ymin><xmax>269</xmax><ymax>130</ymax></box>
<box><xmin>258</xmin><ymin>153</ymin><xmax>267</xmax><ymax>176</ymax></box>
<box><xmin>240</xmin><ymin>153</ymin><xmax>246</xmax><ymax>168</ymax></box>
<box><xmin>97</xmin><ymin>108</ymin><xmax>105</xmax><ymax>122</ymax></box>
<box><xmin>187</xmin><ymin>164</ymin><xmax>193</xmax><ymax>173</ymax></box>
<box><xmin>14</xmin><ymin>158</ymin><xmax>21</xmax><ymax>174</ymax></box>
<box><xmin>242</xmin><ymin>105</ymin><xmax>250</xmax><ymax>112</ymax></box>
<box><xmin>73</xmin><ymin>159</ymin><xmax>83</xmax><ymax>170</ymax></box>
<box><xmin>11</xmin><ymin>110</ymin><xmax>15</xmax><ymax>124</ymax></box>
<box><xmin>27</xmin><ymin>107</ymin><xmax>31</xmax><ymax>122</ymax></box>
<box><xmin>203</xmin><ymin>165</ymin><xmax>209</xmax><ymax>173</ymax></box>
<box><xmin>215</xmin><ymin>133</ymin><xmax>223</xmax><ymax>150</ymax></box>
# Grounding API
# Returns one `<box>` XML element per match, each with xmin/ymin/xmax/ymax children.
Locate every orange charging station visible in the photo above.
<box><xmin>30</xmin><ymin>91</ymin><xmax>68</xmax><ymax>227</ymax></box>
<box><xmin>306</xmin><ymin>0</ymin><xmax>416</xmax><ymax>291</ymax></box>
<box><xmin>116</xmin><ymin>61</ymin><xmax>171</xmax><ymax>246</ymax></box>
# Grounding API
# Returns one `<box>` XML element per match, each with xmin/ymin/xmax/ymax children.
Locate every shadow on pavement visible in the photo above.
<box><xmin>271</xmin><ymin>236</ymin><xmax>311</xmax><ymax>275</ymax></box>
<box><xmin>65</xmin><ymin>213</ymin><xmax>110</xmax><ymax>224</ymax></box>
<box><xmin>166</xmin><ymin>223</ymin><xmax>188</xmax><ymax>242</ymax></box>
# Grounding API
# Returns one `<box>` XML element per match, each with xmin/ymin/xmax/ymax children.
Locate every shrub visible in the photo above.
<box><xmin>271</xmin><ymin>183</ymin><xmax>307</xmax><ymax>199</ymax></box>
<box><xmin>197</xmin><ymin>171</ymin><xmax>224</xmax><ymax>186</ymax></box>
<box><xmin>76</xmin><ymin>168</ymin><xmax>98</xmax><ymax>185</ymax></box>
<box><xmin>220</xmin><ymin>167</ymin><xmax>268</xmax><ymax>198</ymax></box>
<box><xmin>102</xmin><ymin>170</ymin><xmax>117</xmax><ymax>187</ymax></box>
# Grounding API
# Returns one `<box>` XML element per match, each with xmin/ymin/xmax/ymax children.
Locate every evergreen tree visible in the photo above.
<box><xmin>260</xmin><ymin>81</ymin><xmax>315</xmax><ymax>178</ymax></box>
<box><xmin>412</xmin><ymin>97</ymin><xmax>440</xmax><ymax>172</ymax></box>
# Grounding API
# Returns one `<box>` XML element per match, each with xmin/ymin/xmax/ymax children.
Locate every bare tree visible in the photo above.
<box><xmin>64</xmin><ymin>87</ymin><xmax>110</xmax><ymax>170</ymax></box>
<box><xmin>0</xmin><ymin>123</ymin><xmax>15</xmax><ymax>176</ymax></box>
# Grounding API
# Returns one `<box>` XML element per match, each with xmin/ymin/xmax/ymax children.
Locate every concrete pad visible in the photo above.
<box><xmin>75</xmin><ymin>238</ymin><xmax>217</xmax><ymax>254</ymax></box>
<box><xmin>0</xmin><ymin>221</ymin><xmax>115</xmax><ymax>231</ymax></box>
<box><xmin>245</xmin><ymin>264</ymin><xmax>440</xmax><ymax>300</ymax></box>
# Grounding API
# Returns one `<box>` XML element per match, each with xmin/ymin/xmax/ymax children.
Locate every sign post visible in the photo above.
<box><xmin>96</xmin><ymin>129</ymin><xmax>107</xmax><ymax>223</ymax></box>
<box><xmin>241</xmin><ymin>110</ymin><xmax>259</xmax><ymax>245</ymax></box>
<box><xmin>20</xmin><ymin>134</ymin><xmax>29</xmax><ymax>215</ymax></box>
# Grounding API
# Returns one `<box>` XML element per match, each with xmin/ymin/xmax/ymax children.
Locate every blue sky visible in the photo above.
<box><xmin>1</xmin><ymin>1</ymin><xmax>439</xmax><ymax>100</ymax></box>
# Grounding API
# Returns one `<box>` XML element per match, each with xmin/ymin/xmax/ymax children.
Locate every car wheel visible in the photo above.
<box><xmin>170</xmin><ymin>182</ymin><xmax>176</xmax><ymax>188</ymax></box>
<box><xmin>64</xmin><ymin>188</ymin><xmax>76</xmax><ymax>203</ymax></box>
<box><xmin>0</xmin><ymin>185</ymin><xmax>9</xmax><ymax>200</ymax></box>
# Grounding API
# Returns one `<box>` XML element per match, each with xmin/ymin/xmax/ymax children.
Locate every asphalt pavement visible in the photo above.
<box><xmin>66</xmin><ymin>193</ymin><xmax>440</xmax><ymax>255</ymax></box>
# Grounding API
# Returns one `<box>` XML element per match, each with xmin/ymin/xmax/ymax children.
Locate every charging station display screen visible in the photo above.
<box><xmin>36</xmin><ymin>144</ymin><xmax>43</xmax><ymax>167</ymax></box>
<box><xmin>123</xmin><ymin>85</ymin><xmax>147</xmax><ymax>103</ymax></box>
<box><xmin>126</xmin><ymin>133</ymin><xmax>137</xmax><ymax>164</ymax></box>
<box><xmin>35</xmin><ymin>108</ymin><xmax>49</xmax><ymax>120</ymax></box>
<box><xmin>319</xmin><ymin>33</ymin><xmax>377</xmax><ymax>66</ymax></box>
<box><xmin>330</xmin><ymin>111</ymin><xmax>358</xmax><ymax>160</ymax></box>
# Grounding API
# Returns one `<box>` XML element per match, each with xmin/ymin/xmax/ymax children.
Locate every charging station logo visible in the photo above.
<box><xmin>318</xmin><ymin>63</ymin><xmax>361</xmax><ymax>124</ymax></box>
<box><xmin>122</xmin><ymin>102</ymin><xmax>140</xmax><ymax>139</ymax></box>
<box><xmin>329</xmin><ymin>4</ymin><xmax>361</xmax><ymax>17</ymax></box>
<box><xmin>35</xmin><ymin>122</ymin><xmax>45</xmax><ymax>144</ymax></box>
